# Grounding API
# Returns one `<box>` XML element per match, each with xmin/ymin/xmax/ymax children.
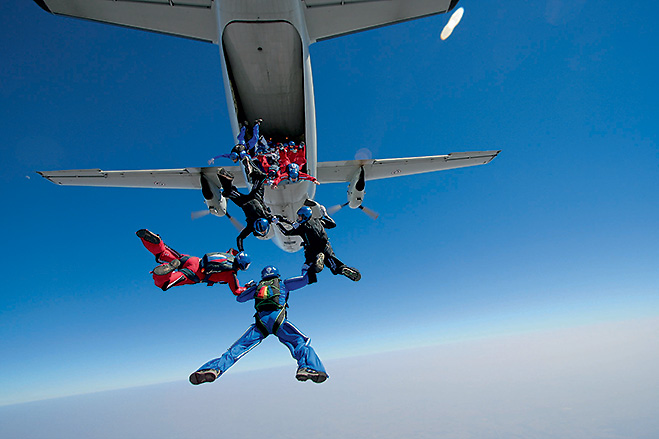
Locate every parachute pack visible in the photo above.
<box><xmin>200</xmin><ymin>252</ymin><xmax>234</xmax><ymax>277</ymax></box>
<box><xmin>254</xmin><ymin>277</ymin><xmax>283</xmax><ymax>312</ymax></box>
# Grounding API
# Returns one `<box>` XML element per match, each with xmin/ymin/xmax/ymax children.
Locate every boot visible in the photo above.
<box><xmin>136</xmin><ymin>229</ymin><xmax>161</xmax><ymax>245</ymax></box>
<box><xmin>340</xmin><ymin>266</ymin><xmax>361</xmax><ymax>282</ymax></box>
<box><xmin>153</xmin><ymin>259</ymin><xmax>181</xmax><ymax>276</ymax></box>
<box><xmin>189</xmin><ymin>369</ymin><xmax>219</xmax><ymax>385</ymax></box>
<box><xmin>296</xmin><ymin>367</ymin><xmax>328</xmax><ymax>384</ymax></box>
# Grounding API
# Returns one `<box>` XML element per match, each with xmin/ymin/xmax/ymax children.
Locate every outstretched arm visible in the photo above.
<box><xmin>276</xmin><ymin>221</ymin><xmax>297</xmax><ymax>236</ymax></box>
<box><xmin>320</xmin><ymin>216</ymin><xmax>336</xmax><ymax>229</ymax></box>
<box><xmin>227</xmin><ymin>272</ymin><xmax>244</xmax><ymax>296</ymax></box>
<box><xmin>236</xmin><ymin>226</ymin><xmax>252</xmax><ymax>252</ymax></box>
<box><xmin>236</xmin><ymin>283</ymin><xmax>257</xmax><ymax>302</ymax></box>
<box><xmin>300</xmin><ymin>172</ymin><xmax>320</xmax><ymax>185</ymax></box>
<box><xmin>283</xmin><ymin>271</ymin><xmax>310</xmax><ymax>292</ymax></box>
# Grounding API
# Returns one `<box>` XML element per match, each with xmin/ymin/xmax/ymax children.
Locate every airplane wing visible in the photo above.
<box><xmin>303</xmin><ymin>0</ymin><xmax>460</xmax><ymax>42</ymax></box>
<box><xmin>316</xmin><ymin>150</ymin><xmax>500</xmax><ymax>184</ymax></box>
<box><xmin>32</xmin><ymin>0</ymin><xmax>218</xmax><ymax>43</ymax></box>
<box><xmin>37</xmin><ymin>166</ymin><xmax>248</xmax><ymax>189</ymax></box>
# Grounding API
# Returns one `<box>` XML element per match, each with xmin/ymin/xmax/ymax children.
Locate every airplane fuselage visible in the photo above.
<box><xmin>217</xmin><ymin>0</ymin><xmax>318</xmax><ymax>252</ymax></box>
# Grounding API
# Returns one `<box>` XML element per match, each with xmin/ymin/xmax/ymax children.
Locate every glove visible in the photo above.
<box><xmin>272</xmin><ymin>217</ymin><xmax>279</xmax><ymax>225</ymax></box>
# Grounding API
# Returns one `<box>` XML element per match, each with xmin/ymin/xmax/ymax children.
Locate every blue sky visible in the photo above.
<box><xmin>1</xmin><ymin>0</ymin><xmax>658</xmax><ymax>409</ymax></box>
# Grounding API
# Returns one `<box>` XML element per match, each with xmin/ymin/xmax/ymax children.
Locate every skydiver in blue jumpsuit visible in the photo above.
<box><xmin>208</xmin><ymin>119</ymin><xmax>264</xmax><ymax>169</ymax></box>
<box><xmin>189</xmin><ymin>265</ymin><xmax>328</xmax><ymax>385</ymax></box>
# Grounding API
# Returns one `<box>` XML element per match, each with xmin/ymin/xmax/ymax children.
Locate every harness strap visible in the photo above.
<box><xmin>253</xmin><ymin>309</ymin><xmax>287</xmax><ymax>337</ymax></box>
<box><xmin>179</xmin><ymin>268</ymin><xmax>200</xmax><ymax>283</ymax></box>
<box><xmin>254</xmin><ymin>316</ymin><xmax>269</xmax><ymax>337</ymax></box>
<box><xmin>272</xmin><ymin>309</ymin><xmax>286</xmax><ymax>335</ymax></box>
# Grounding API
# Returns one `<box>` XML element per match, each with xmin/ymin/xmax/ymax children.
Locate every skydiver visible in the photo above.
<box><xmin>217</xmin><ymin>167</ymin><xmax>276</xmax><ymax>252</ymax></box>
<box><xmin>208</xmin><ymin>119</ymin><xmax>263</xmax><ymax>165</ymax></box>
<box><xmin>136</xmin><ymin>229</ymin><xmax>252</xmax><ymax>294</ymax></box>
<box><xmin>276</xmin><ymin>205</ymin><xmax>361</xmax><ymax>284</ymax></box>
<box><xmin>287</xmin><ymin>141</ymin><xmax>306</xmax><ymax>168</ymax></box>
<box><xmin>271</xmin><ymin>163</ymin><xmax>320</xmax><ymax>189</ymax></box>
<box><xmin>189</xmin><ymin>265</ymin><xmax>328</xmax><ymax>385</ymax></box>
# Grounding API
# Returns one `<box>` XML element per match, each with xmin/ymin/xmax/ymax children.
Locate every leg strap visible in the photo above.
<box><xmin>254</xmin><ymin>309</ymin><xmax>287</xmax><ymax>337</ymax></box>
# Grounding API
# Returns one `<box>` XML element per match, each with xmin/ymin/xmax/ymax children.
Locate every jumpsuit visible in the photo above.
<box><xmin>139</xmin><ymin>234</ymin><xmax>246</xmax><ymax>294</ymax></box>
<box><xmin>277</xmin><ymin>216</ymin><xmax>347</xmax><ymax>284</ymax></box>
<box><xmin>194</xmin><ymin>272</ymin><xmax>327</xmax><ymax>378</ymax></box>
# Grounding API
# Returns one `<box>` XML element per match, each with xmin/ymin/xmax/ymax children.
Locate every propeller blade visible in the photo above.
<box><xmin>359</xmin><ymin>205</ymin><xmax>380</xmax><ymax>220</ymax></box>
<box><xmin>327</xmin><ymin>202</ymin><xmax>348</xmax><ymax>215</ymax></box>
<box><xmin>226</xmin><ymin>212</ymin><xmax>245</xmax><ymax>231</ymax></box>
<box><xmin>354</xmin><ymin>148</ymin><xmax>372</xmax><ymax>161</ymax></box>
<box><xmin>191</xmin><ymin>209</ymin><xmax>211</xmax><ymax>220</ymax></box>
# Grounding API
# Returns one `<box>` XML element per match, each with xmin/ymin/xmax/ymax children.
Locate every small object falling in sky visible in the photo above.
<box><xmin>441</xmin><ymin>7</ymin><xmax>464</xmax><ymax>40</ymax></box>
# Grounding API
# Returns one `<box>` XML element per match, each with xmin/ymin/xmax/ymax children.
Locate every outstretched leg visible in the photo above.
<box><xmin>324</xmin><ymin>246</ymin><xmax>360</xmax><ymax>282</ymax></box>
<box><xmin>275</xmin><ymin>320</ymin><xmax>328</xmax><ymax>383</ymax></box>
<box><xmin>136</xmin><ymin>229</ymin><xmax>182</xmax><ymax>263</ymax></box>
<box><xmin>189</xmin><ymin>324</ymin><xmax>266</xmax><ymax>385</ymax></box>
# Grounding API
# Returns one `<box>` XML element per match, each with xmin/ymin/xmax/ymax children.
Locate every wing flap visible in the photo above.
<box><xmin>303</xmin><ymin>0</ymin><xmax>459</xmax><ymax>42</ymax></box>
<box><xmin>34</xmin><ymin>0</ymin><xmax>218</xmax><ymax>43</ymax></box>
<box><xmin>316</xmin><ymin>150</ymin><xmax>500</xmax><ymax>183</ymax></box>
<box><xmin>37</xmin><ymin>166</ymin><xmax>248</xmax><ymax>189</ymax></box>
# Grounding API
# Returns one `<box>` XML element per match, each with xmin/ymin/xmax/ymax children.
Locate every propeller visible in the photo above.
<box><xmin>191</xmin><ymin>209</ymin><xmax>245</xmax><ymax>231</ymax></box>
<box><xmin>191</xmin><ymin>209</ymin><xmax>211</xmax><ymax>220</ymax></box>
<box><xmin>226</xmin><ymin>212</ymin><xmax>246</xmax><ymax>231</ymax></box>
<box><xmin>327</xmin><ymin>202</ymin><xmax>379</xmax><ymax>220</ymax></box>
<box><xmin>327</xmin><ymin>202</ymin><xmax>348</xmax><ymax>216</ymax></box>
<box><xmin>358</xmin><ymin>204</ymin><xmax>379</xmax><ymax>220</ymax></box>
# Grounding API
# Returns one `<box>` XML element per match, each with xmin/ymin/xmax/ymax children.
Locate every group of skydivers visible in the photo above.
<box><xmin>208</xmin><ymin>119</ymin><xmax>319</xmax><ymax>189</ymax></box>
<box><xmin>137</xmin><ymin>120</ymin><xmax>360</xmax><ymax>386</ymax></box>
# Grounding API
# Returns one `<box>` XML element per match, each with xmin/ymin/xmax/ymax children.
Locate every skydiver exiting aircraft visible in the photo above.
<box><xmin>189</xmin><ymin>265</ymin><xmax>328</xmax><ymax>385</ymax></box>
<box><xmin>276</xmin><ymin>205</ymin><xmax>361</xmax><ymax>283</ymax></box>
<box><xmin>271</xmin><ymin>163</ymin><xmax>320</xmax><ymax>189</ymax></box>
<box><xmin>287</xmin><ymin>141</ymin><xmax>307</xmax><ymax>169</ymax></box>
<box><xmin>217</xmin><ymin>167</ymin><xmax>276</xmax><ymax>252</ymax></box>
<box><xmin>208</xmin><ymin>119</ymin><xmax>265</xmax><ymax>166</ymax></box>
<box><xmin>136</xmin><ymin>229</ymin><xmax>252</xmax><ymax>294</ymax></box>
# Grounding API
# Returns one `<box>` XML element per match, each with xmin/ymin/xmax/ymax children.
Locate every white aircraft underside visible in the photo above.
<box><xmin>34</xmin><ymin>0</ymin><xmax>499</xmax><ymax>253</ymax></box>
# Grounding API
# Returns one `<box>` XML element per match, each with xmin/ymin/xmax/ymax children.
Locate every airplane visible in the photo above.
<box><xmin>34</xmin><ymin>0</ymin><xmax>500</xmax><ymax>253</ymax></box>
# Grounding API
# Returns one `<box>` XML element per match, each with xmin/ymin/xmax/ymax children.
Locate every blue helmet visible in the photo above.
<box><xmin>234</xmin><ymin>251</ymin><xmax>251</xmax><ymax>270</ymax></box>
<box><xmin>253</xmin><ymin>218</ymin><xmax>270</xmax><ymax>236</ymax></box>
<box><xmin>287</xmin><ymin>163</ymin><xmax>300</xmax><ymax>182</ymax></box>
<box><xmin>261</xmin><ymin>265</ymin><xmax>280</xmax><ymax>280</ymax></box>
<box><xmin>297</xmin><ymin>206</ymin><xmax>312</xmax><ymax>223</ymax></box>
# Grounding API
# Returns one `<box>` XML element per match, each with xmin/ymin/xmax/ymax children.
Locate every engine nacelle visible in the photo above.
<box><xmin>200</xmin><ymin>174</ymin><xmax>227</xmax><ymax>217</ymax></box>
<box><xmin>347</xmin><ymin>166</ymin><xmax>365</xmax><ymax>209</ymax></box>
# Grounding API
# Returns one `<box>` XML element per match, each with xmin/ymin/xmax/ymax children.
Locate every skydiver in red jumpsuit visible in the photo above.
<box><xmin>137</xmin><ymin>229</ymin><xmax>252</xmax><ymax>294</ymax></box>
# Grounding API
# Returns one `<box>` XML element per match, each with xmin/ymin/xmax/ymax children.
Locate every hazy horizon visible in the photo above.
<box><xmin>2</xmin><ymin>317</ymin><xmax>658</xmax><ymax>438</ymax></box>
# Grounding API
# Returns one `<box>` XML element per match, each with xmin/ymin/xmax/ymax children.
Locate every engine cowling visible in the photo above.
<box><xmin>200</xmin><ymin>174</ymin><xmax>227</xmax><ymax>217</ymax></box>
<box><xmin>347</xmin><ymin>166</ymin><xmax>365</xmax><ymax>209</ymax></box>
